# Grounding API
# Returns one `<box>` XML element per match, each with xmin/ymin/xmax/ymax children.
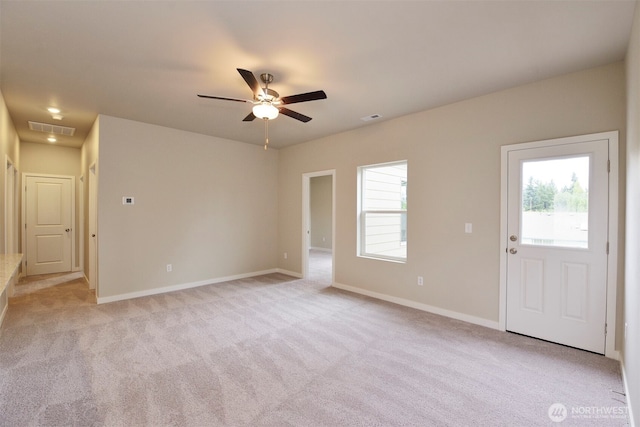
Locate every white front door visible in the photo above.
<box><xmin>25</xmin><ymin>176</ymin><xmax>73</xmax><ymax>276</ymax></box>
<box><xmin>506</xmin><ymin>138</ymin><xmax>609</xmax><ymax>354</ymax></box>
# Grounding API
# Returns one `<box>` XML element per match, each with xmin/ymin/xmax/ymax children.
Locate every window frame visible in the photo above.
<box><xmin>357</xmin><ymin>160</ymin><xmax>408</xmax><ymax>263</ymax></box>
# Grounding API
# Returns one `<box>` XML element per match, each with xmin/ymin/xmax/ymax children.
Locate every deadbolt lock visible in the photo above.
<box><xmin>510</xmin><ymin>235</ymin><xmax>518</xmax><ymax>242</ymax></box>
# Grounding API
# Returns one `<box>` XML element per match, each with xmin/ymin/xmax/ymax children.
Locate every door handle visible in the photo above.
<box><xmin>65</xmin><ymin>228</ymin><xmax>70</xmax><ymax>232</ymax></box>
<box><xmin>91</xmin><ymin>234</ymin><xmax>96</xmax><ymax>237</ymax></box>
<box><xmin>509</xmin><ymin>248</ymin><xmax>517</xmax><ymax>254</ymax></box>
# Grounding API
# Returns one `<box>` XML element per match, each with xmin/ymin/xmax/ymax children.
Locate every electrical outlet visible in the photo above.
<box><xmin>417</xmin><ymin>276</ymin><xmax>424</xmax><ymax>286</ymax></box>
<box><xmin>284</xmin><ymin>252</ymin><xmax>288</xmax><ymax>259</ymax></box>
<box><xmin>166</xmin><ymin>264</ymin><xmax>172</xmax><ymax>272</ymax></box>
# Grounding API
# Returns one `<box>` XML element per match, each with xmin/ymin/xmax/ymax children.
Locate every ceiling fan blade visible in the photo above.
<box><xmin>279</xmin><ymin>107</ymin><xmax>312</xmax><ymax>123</ymax></box>
<box><xmin>237</xmin><ymin>68</ymin><xmax>263</xmax><ymax>97</ymax></box>
<box><xmin>197</xmin><ymin>94</ymin><xmax>251</xmax><ymax>103</ymax></box>
<box><xmin>280</xmin><ymin>90</ymin><xmax>327</xmax><ymax>105</ymax></box>
<box><xmin>243</xmin><ymin>112</ymin><xmax>256</xmax><ymax>122</ymax></box>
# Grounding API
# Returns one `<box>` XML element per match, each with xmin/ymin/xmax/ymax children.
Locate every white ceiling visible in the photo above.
<box><xmin>0</xmin><ymin>1</ymin><xmax>636</xmax><ymax>149</ymax></box>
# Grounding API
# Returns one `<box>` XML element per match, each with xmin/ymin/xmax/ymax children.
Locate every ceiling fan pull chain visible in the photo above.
<box><xmin>264</xmin><ymin>118</ymin><xmax>269</xmax><ymax>150</ymax></box>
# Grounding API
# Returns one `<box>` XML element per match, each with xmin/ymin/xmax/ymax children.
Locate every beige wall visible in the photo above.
<box><xmin>21</xmin><ymin>142</ymin><xmax>82</xmax><ymax>268</ymax></box>
<box><xmin>95</xmin><ymin>115</ymin><xmax>279</xmax><ymax>300</ymax></box>
<box><xmin>310</xmin><ymin>175</ymin><xmax>332</xmax><ymax>250</ymax></box>
<box><xmin>21</xmin><ymin>142</ymin><xmax>80</xmax><ymax>176</ymax></box>
<box><xmin>625</xmin><ymin>3</ymin><xmax>640</xmax><ymax>425</ymax></box>
<box><xmin>278</xmin><ymin>62</ymin><xmax>625</xmax><ymax>326</ymax></box>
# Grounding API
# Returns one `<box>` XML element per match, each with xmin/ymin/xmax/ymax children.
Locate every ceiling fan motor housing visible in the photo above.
<box><xmin>258</xmin><ymin>88</ymin><xmax>279</xmax><ymax>103</ymax></box>
<box><xmin>260</xmin><ymin>73</ymin><xmax>275</xmax><ymax>85</ymax></box>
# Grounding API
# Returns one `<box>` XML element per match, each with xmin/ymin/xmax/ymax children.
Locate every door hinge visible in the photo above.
<box><xmin>606</xmin><ymin>242</ymin><xmax>609</xmax><ymax>254</ymax></box>
<box><xmin>605</xmin><ymin>323</ymin><xmax>608</xmax><ymax>335</ymax></box>
<box><xmin>608</xmin><ymin>160</ymin><xmax>611</xmax><ymax>173</ymax></box>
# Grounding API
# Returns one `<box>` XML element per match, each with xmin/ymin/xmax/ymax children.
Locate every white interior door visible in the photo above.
<box><xmin>25</xmin><ymin>176</ymin><xmax>73</xmax><ymax>275</ymax></box>
<box><xmin>506</xmin><ymin>139</ymin><xmax>609</xmax><ymax>354</ymax></box>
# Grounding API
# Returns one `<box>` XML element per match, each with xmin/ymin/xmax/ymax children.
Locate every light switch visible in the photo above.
<box><xmin>465</xmin><ymin>223</ymin><xmax>472</xmax><ymax>233</ymax></box>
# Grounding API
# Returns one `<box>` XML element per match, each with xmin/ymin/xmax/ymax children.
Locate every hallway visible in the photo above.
<box><xmin>308</xmin><ymin>249</ymin><xmax>332</xmax><ymax>285</ymax></box>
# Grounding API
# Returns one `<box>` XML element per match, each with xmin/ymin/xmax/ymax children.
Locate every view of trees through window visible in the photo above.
<box><xmin>521</xmin><ymin>156</ymin><xmax>589</xmax><ymax>248</ymax></box>
<box><xmin>523</xmin><ymin>172</ymin><xmax>588</xmax><ymax>213</ymax></box>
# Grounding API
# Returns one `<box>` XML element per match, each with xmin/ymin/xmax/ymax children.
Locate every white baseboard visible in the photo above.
<box><xmin>310</xmin><ymin>247</ymin><xmax>332</xmax><ymax>253</ymax></box>
<box><xmin>83</xmin><ymin>274</ymin><xmax>96</xmax><ymax>291</ymax></box>
<box><xmin>607</xmin><ymin>349</ymin><xmax>621</xmax><ymax>361</ymax></box>
<box><xmin>0</xmin><ymin>290</ymin><xmax>8</xmax><ymax>330</ymax></box>
<box><xmin>0</xmin><ymin>306</ymin><xmax>6</xmax><ymax>331</ymax></box>
<box><xmin>97</xmin><ymin>268</ymin><xmax>283</xmax><ymax>304</ymax></box>
<box><xmin>332</xmin><ymin>282</ymin><xmax>500</xmax><ymax>330</ymax></box>
<box><xmin>621</xmin><ymin>357</ymin><xmax>636</xmax><ymax>427</ymax></box>
<box><xmin>276</xmin><ymin>268</ymin><xmax>303</xmax><ymax>279</ymax></box>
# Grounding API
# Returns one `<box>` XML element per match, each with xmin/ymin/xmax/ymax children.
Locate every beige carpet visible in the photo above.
<box><xmin>0</xmin><ymin>271</ymin><xmax>628</xmax><ymax>426</ymax></box>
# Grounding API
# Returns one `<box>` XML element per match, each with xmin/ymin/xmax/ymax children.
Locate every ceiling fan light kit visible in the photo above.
<box><xmin>253</xmin><ymin>103</ymin><xmax>279</xmax><ymax>120</ymax></box>
<box><xmin>198</xmin><ymin>68</ymin><xmax>327</xmax><ymax>149</ymax></box>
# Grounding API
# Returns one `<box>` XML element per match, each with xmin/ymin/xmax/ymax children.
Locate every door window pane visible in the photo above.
<box><xmin>521</xmin><ymin>156</ymin><xmax>589</xmax><ymax>249</ymax></box>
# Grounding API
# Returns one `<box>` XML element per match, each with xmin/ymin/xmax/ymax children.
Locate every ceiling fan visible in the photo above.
<box><xmin>198</xmin><ymin>68</ymin><xmax>327</xmax><ymax>149</ymax></box>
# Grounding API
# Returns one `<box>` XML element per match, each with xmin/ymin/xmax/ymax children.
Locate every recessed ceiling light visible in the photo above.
<box><xmin>47</xmin><ymin>107</ymin><xmax>61</xmax><ymax>114</ymax></box>
<box><xmin>47</xmin><ymin>136</ymin><xmax>57</xmax><ymax>143</ymax></box>
<box><xmin>51</xmin><ymin>114</ymin><xmax>63</xmax><ymax>120</ymax></box>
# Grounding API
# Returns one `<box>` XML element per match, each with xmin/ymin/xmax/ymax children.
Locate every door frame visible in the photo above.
<box><xmin>21</xmin><ymin>173</ymin><xmax>76</xmax><ymax>276</ymax></box>
<box><xmin>499</xmin><ymin>131</ymin><xmax>619</xmax><ymax>359</ymax></box>
<box><xmin>5</xmin><ymin>156</ymin><xmax>19</xmax><ymax>255</ymax></box>
<box><xmin>302</xmin><ymin>169</ymin><xmax>336</xmax><ymax>282</ymax></box>
<box><xmin>78</xmin><ymin>175</ymin><xmax>85</xmax><ymax>274</ymax></box>
<box><xmin>88</xmin><ymin>163</ymin><xmax>98</xmax><ymax>292</ymax></box>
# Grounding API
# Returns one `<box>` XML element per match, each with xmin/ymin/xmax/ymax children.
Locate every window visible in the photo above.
<box><xmin>521</xmin><ymin>156</ymin><xmax>589</xmax><ymax>249</ymax></box>
<box><xmin>358</xmin><ymin>161</ymin><xmax>407</xmax><ymax>262</ymax></box>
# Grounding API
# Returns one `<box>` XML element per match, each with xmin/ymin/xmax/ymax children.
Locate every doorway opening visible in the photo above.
<box><xmin>302</xmin><ymin>170</ymin><xmax>335</xmax><ymax>284</ymax></box>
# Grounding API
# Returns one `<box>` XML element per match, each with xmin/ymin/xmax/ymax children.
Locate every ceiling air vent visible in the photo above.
<box><xmin>28</xmin><ymin>121</ymin><xmax>76</xmax><ymax>136</ymax></box>
<box><xmin>361</xmin><ymin>114</ymin><xmax>382</xmax><ymax>122</ymax></box>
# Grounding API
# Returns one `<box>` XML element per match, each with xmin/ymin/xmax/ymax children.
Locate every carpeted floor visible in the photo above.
<box><xmin>0</xmin><ymin>256</ymin><xmax>628</xmax><ymax>426</ymax></box>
